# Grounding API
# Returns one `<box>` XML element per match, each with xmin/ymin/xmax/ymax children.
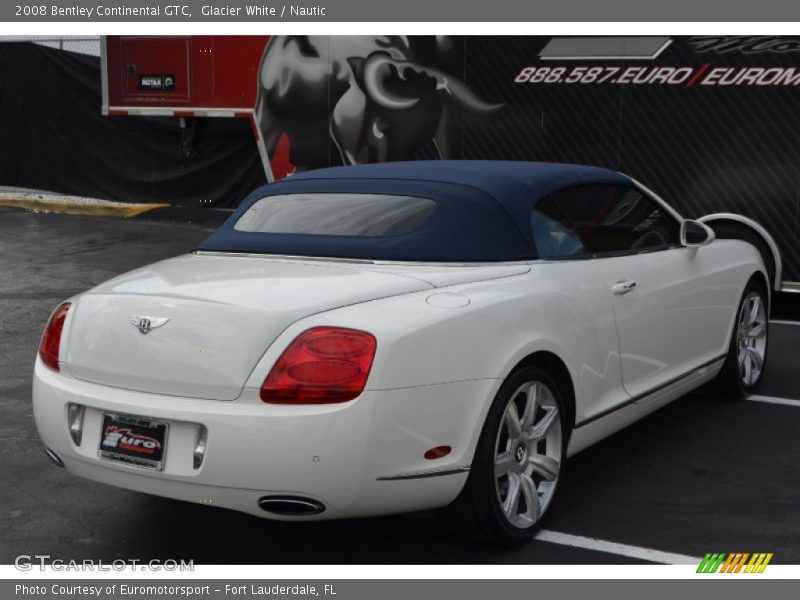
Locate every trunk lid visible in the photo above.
<box><xmin>65</xmin><ymin>254</ymin><xmax>433</xmax><ymax>400</ymax></box>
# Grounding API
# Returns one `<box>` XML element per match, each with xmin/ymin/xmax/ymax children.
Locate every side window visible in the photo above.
<box><xmin>532</xmin><ymin>184</ymin><xmax>680</xmax><ymax>257</ymax></box>
<box><xmin>530</xmin><ymin>195</ymin><xmax>586</xmax><ymax>258</ymax></box>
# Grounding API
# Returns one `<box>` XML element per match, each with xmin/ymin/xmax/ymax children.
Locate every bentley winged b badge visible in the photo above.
<box><xmin>129</xmin><ymin>315</ymin><xmax>169</xmax><ymax>335</ymax></box>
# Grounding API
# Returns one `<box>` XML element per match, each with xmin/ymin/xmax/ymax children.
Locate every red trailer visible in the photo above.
<box><xmin>101</xmin><ymin>35</ymin><xmax>291</xmax><ymax>181</ymax></box>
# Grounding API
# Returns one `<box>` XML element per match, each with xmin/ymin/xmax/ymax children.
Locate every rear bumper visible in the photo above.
<box><xmin>32</xmin><ymin>360</ymin><xmax>497</xmax><ymax>520</ymax></box>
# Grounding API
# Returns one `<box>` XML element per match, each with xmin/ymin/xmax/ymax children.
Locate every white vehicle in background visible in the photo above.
<box><xmin>33</xmin><ymin>161</ymin><xmax>770</xmax><ymax>544</ymax></box>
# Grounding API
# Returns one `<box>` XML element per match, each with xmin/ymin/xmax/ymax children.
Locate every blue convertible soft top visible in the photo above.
<box><xmin>199</xmin><ymin>161</ymin><xmax>632</xmax><ymax>262</ymax></box>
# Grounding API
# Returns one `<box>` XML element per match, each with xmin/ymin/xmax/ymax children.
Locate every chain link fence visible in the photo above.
<box><xmin>0</xmin><ymin>35</ymin><xmax>100</xmax><ymax>56</ymax></box>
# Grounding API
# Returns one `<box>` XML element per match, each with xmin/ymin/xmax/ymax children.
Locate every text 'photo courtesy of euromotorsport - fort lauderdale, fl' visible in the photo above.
<box><xmin>16</xmin><ymin>584</ymin><xmax>324</xmax><ymax>597</ymax></box>
<box><xmin>1</xmin><ymin>0</ymin><xmax>800</xmax><ymax>598</ymax></box>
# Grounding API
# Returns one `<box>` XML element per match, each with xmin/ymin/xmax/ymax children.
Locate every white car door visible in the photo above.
<box><xmin>594</xmin><ymin>245</ymin><xmax>734</xmax><ymax>398</ymax></box>
<box><xmin>538</xmin><ymin>183</ymin><xmax>733</xmax><ymax>398</ymax></box>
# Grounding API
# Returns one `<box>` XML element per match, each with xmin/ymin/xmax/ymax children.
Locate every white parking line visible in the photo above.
<box><xmin>535</xmin><ymin>529</ymin><xmax>699</xmax><ymax>564</ymax></box>
<box><xmin>746</xmin><ymin>394</ymin><xmax>800</xmax><ymax>408</ymax></box>
<box><xmin>770</xmin><ymin>319</ymin><xmax>800</xmax><ymax>326</ymax></box>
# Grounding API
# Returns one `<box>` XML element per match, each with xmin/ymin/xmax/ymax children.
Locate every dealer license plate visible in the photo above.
<box><xmin>98</xmin><ymin>413</ymin><xmax>168</xmax><ymax>471</ymax></box>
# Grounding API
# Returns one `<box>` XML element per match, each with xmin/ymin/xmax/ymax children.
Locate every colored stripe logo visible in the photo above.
<box><xmin>697</xmin><ymin>552</ymin><xmax>773</xmax><ymax>573</ymax></box>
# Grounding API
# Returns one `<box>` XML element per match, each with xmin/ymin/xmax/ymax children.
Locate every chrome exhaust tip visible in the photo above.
<box><xmin>258</xmin><ymin>495</ymin><xmax>325</xmax><ymax>516</ymax></box>
<box><xmin>44</xmin><ymin>447</ymin><xmax>64</xmax><ymax>468</ymax></box>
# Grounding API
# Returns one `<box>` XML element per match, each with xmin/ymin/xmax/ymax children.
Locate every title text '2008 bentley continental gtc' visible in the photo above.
<box><xmin>33</xmin><ymin>161</ymin><xmax>770</xmax><ymax>544</ymax></box>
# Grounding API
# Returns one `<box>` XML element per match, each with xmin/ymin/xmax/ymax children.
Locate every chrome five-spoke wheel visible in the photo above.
<box><xmin>494</xmin><ymin>380</ymin><xmax>562</xmax><ymax>529</ymax></box>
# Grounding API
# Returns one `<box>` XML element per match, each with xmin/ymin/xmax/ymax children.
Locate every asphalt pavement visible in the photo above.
<box><xmin>1</xmin><ymin>206</ymin><xmax>798</xmax><ymax>565</ymax></box>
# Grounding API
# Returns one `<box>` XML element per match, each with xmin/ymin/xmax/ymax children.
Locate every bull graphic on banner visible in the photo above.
<box><xmin>255</xmin><ymin>36</ymin><xmax>504</xmax><ymax>175</ymax></box>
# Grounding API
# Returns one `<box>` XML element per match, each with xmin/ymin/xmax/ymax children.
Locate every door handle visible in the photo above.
<box><xmin>612</xmin><ymin>280</ymin><xmax>637</xmax><ymax>295</ymax></box>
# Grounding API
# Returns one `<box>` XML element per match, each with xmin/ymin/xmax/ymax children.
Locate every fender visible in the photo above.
<box><xmin>698</xmin><ymin>212</ymin><xmax>783</xmax><ymax>292</ymax></box>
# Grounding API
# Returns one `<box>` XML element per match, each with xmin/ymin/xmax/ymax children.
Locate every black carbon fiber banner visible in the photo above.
<box><xmin>460</xmin><ymin>35</ymin><xmax>800</xmax><ymax>282</ymax></box>
<box><xmin>256</xmin><ymin>35</ymin><xmax>800</xmax><ymax>282</ymax></box>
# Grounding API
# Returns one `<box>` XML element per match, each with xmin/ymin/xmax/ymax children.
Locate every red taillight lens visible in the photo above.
<box><xmin>261</xmin><ymin>327</ymin><xmax>377</xmax><ymax>404</ymax></box>
<box><xmin>39</xmin><ymin>302</ymin><xmax>71</xmax><ymax>371</ymax></box>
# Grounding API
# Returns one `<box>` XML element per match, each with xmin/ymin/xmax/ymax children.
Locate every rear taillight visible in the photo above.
<box><xmin>39</xmin><ymin>302</ymin><xmax>71</xmax><ymax>371</ymax></box>
<box><xmin>260</xmin><ymin>327</ymin><xmax>377</xmax><ymax>404</ymax></box>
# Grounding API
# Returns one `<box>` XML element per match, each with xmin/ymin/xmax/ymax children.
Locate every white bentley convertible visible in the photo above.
<box><xmin>33</xmin><ymin>161</ymin><xmax>770</xmax><ymax>544</ymax></box>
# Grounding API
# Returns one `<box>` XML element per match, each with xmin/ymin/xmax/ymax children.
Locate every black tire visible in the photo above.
<box><xmin>717</xmin><ymin>279</ymin><xmax>769</xmax><ymax>398</ymax></box>
<box><xmin>440</xmin><ymin>364</ymin><xmax>568</xmax><ymax>545</ymax></box>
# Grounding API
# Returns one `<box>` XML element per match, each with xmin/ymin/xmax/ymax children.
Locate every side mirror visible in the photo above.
<box><xmin>680</xmin><ymin>220</ymin><xmax>715</xmax><ymax>247</ymax></box>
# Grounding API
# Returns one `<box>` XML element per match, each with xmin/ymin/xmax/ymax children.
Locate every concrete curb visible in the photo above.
<box><xmin>0</xmin><ymin>192</ymin><xmax>170</xmax><ymax>218</ymax></box>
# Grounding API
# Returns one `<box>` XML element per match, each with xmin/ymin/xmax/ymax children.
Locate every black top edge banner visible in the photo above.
<box><xmin>3</xmin><ymin>0</ymin><xmax>800</xmax><ymax>22</ymax></box>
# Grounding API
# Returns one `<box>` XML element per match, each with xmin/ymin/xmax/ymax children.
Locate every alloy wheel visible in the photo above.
<box><xmin>493</xmin><ymin>380</ymin><xmax>562</xmax><ymax>529</ymax></box>
<box><xmin>736</xmin><ymin>291</ymin><xmax>768</xmax><ymax>387</ymax></box>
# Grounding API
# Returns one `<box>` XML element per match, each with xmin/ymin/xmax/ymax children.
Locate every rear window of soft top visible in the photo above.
<box><xmin>234</xmin><ymin>193</ymin><xmax>437</xmax><ymax>237</ymax></box>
